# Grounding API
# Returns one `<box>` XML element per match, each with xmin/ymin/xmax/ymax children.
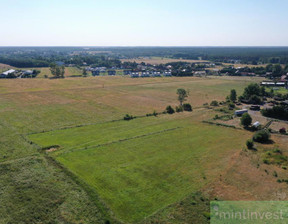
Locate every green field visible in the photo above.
<box><xmin>29</xmin><ymin>113</ymin><xmax>250</xmax><ymax>222</ymax></box>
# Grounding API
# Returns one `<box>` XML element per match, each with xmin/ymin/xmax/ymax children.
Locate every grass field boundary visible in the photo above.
<box><xmin>43</xmin><ymin>154</ymin><xmax>118</xmax><ymax>224</ymax></box>
<box><xmin>53</xmin><ymin>126</ymin><xmax>182</xmax><ymax>156</ymax></box>
<box><xmin>19</xmin><ymin>133</ymin><xmax>117</xmax><ymax>222</ymax></box>
<box><xmin>26</xmin><ymin>112</ymin><xmax>167</xmax><ymax>135</ymax></box>
<box><xmin>202</xmin><ymin>120</ymin><xmax>241</xmax><ymax>129</ymax></box>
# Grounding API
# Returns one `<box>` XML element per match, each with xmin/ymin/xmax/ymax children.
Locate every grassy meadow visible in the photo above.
<box><xmin>29</xmin><ymin>115</ymin><xmax>250</xmax><ymax>222</ymax></box>
<box><xmin>0</xmin><ymin>76</ymin><xmax>259</xmax><ymax>223</ymax></box>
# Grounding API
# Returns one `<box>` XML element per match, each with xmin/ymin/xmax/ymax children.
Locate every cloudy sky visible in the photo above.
<box><xmin>0</xmin><ymin>0</ymin><xmax>287</xmax><ymax>46</ymax></box>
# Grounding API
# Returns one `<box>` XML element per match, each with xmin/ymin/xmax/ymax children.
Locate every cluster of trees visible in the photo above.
<box><xmin>50</xmin><ymin>64</ymin><xmax>65</xmax><ymax>78</ymax></box>
<box><xmin>166</xmin><ymin>89</ymin><xmax>193</xmax><ymax>114</ymax></box>
<box><xmin>238</xmin><ymin>83</ymin><xmax>267</xmax><ymax>104</ymax></box>
<box><xmin>261</xmin><ymin>105</ymin><xmax>288</xmax><ymax>121</ymax></box>
<box><xmin>220</xmin><ymin>64</ymin><xmax>288</xmax><ymax>77</ymax></box>
<box><xmin>0</xmin><ymin>48</ymin><xmax>121</xmax><ymax>68</ymax></box>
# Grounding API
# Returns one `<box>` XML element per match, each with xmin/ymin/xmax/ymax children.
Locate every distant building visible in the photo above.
<box><xmin>194</xmin><ymin>71</ymin><xmax>206</xmax><ymax>76</ymax></box>
<box><xmin>123</xmin><ymin>70</ymin><xmax>131</xmax><ymax>75</ymax></box>
<box><xmin>141</xmin><ymin>72</ymin><xmax>150</xmax><ymax>77</ymax></box>
<box><xmin>250</xmin><ymin>105</ymin><xmax>260</xmax><ymax>111</ymax></box>
<box><xmin>108</xmin><ymin>70</ymin><xmax>116</xmax><ymax>76</ymax></box>
<box><xmin>163</xmin><ymin>71</ymin><xmax>172</xmax><ymax>77</ymax></box>
<box><xmin>92</xmin><ymin>70</ymin><xmax>100</xmax><ymax>76</ymax></box>
<box><xmin>0</xmin><ymin>69</ymin><xmax>16</xmax><ymax>78</ymax></box>
<box><xmin>130</xmin><ymin>72</ymin><xmax>139</xmax><ymax>78</ymax></box>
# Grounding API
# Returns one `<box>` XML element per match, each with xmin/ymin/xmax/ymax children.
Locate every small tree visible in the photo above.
<box><xmin>246</xmin><ymin>139</ymin><xmax>254</xmax><ymax>149</ymax></box>
<box><xmin>83</xmin><ymin>69</ymin><xmax>88</xmax><ymax>77</ymax></box>
<box><xmin>230</xmin><ymin>89</ymin><xmax>237</xmax><ymax>102</ymax></box>
<box><xmin>166</xmin><ymin>105</ymin><xmax>175</xmax><ymax>114</ymax></box>
<box><xmin>241</xmin><ymin>113</ymin><xmax>252</xmax><ymax>127</ymax></box>
<box><xmin>177</xmin><ymin>89</ymin><xmax>188</xmax><ymax>106</ymax></box>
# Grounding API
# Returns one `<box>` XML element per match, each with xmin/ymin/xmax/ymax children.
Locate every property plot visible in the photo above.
<box><xmin>29</xmin><ymin>115</ymin><xmax>250</xmax><ymax>223</ymax></box>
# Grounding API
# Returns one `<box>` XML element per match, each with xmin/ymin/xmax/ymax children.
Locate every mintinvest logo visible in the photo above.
<box><xmin>210</xmin><ymin>201</ymin><xmax>288</xmax><ymax>223</ymax></box>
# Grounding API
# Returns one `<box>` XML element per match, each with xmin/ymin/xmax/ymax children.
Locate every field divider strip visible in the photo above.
<box><xmin>56</xmin><ymin>126</ymin><xmax>182</xmax><ymax>156</ymax></box>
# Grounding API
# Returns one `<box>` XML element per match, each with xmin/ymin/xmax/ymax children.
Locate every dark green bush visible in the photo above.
<box><xmin>210</xmin><ymin>100</ymin><xmax>219</xmax><ymax>106</ymax></box>
<box><xmin>175</xmin><ymin>106</ymin><xmax>183</xmax><ymax>112</ymax></box>
<box><xmin>253</xmin><ymin>130</ymin><xmax>271</xmax><ymax>143</ymax></box>
<box><xmin>183</xmin><ymin>103</ymin><xmax>193</xmax><ymax>111</ymax></box>
<box><xmin>124</xmin><ymin>114</ymin><xmax>134</xmax><ymax>121</ymax></box>
<box><xmin>166</xmin><ymin>105</ymin><xmax>175</xmax><ymax>114</ymax></box>
<box><xmin>246</xmin><ymin>139</ymin><xmax>254</xmax><ymax>149</ymax></box>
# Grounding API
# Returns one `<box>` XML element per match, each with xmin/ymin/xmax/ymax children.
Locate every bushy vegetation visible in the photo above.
<box><xmin>123</xmin><ymin>114</ymin><xmax>135</xmax><ymax>120</ymax></box>
<box><xmin>210</xmin><ymin>100</ymin><xmax>219</xmax><ymax>106</ymax></box>
<box><xmin>183</xmin><ymin>103</ymin><xmax>193</xmax><ymax>111</ymax></box>
<box><xmin>239</xmin><ymin>83</ymin><xmax>265</xmax><ymax>104</ymax></box>
<box><xmin>261</xmin><ymin>105</ymin><xmax>288</xmax><ymax>121</ymax></box>
<box><xmin>253</xmin><ymin>130</ymin><xmax>271</xmax><ymax>143</ymax></box>
<box><xmin>166</xmin><ymin>105</ymin><xmax>175</xmax><ymax>114</ymax></box>
<box><xmin>246</xmin><ymin>139</ymin><xmax>254</xmax><ymax>149</ymax></box>
<box><xmin>175</xmin><ymin>106</ymin><xmax>183</xmax><ymax>112</ymax></box>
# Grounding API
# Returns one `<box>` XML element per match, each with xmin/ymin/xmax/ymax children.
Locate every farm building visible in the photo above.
<box><xmin>250</xmin><ymin>105</ymin><xmax>260</xmax><ymax>111</ymax></box>
<box><xmin>0</xmin><ymin>69</ymin><xmax>16</xmax><ymax>78</ymax></box>
<box><xmin>234</xmin><ymin>109</ymin><xmax>248</xmax><ymax>116</ymax></box>
<box><xmin>261</xmin><ymin>81</ymin><xmax>287</xmax><ymax>87</ymax></box>
<box><xmin>253</xmin><ymin>121</ymin><xmax>261</xmax><ymax>128</ymax></box>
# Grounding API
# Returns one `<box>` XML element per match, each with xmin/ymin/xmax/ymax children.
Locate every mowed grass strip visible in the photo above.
<box><xmin>32</xmin><ymin>117</ymin><xmax>249</xmax><ymax>223</ymax></box>
<box><xmin>29</xmin><ymin>116</ymin><xmax>183</xmax><ymax>154</ymax></box>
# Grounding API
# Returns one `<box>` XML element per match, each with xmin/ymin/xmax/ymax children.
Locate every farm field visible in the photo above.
<box><xmin>29</xmin><ymin>114</ymin><xmax>250</xmax><ymax>222</ymax></box>
<box><xmin>1</xmin><ymin>75</ymin><xmax>282</xmax><ymax>223</ymax></box>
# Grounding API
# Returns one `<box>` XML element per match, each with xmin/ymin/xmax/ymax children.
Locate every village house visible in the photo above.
<box><xmin>130</xmin><ymin>72</ymin><xmax>139</xmax><ymax>78</ymax></box>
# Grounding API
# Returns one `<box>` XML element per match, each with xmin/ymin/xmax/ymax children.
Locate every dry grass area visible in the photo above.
<box><xmin>270</xmin><ymin>121</ymin><xmax>288</xmax><ymax>132</ymax></box>
<box><xmin>205</xmin><ymin>133</ymin><xmax>288</xmax><ymax>200</ymax></box>
<box><xmin>223</xmin><ymin>63</ymin><xmax>269</xmax><ymax>68</ymax></box>
<box><xmin>121</xmin><ymin>57</ymin><xmax>209</xmax><ymax>65</ymax></box>
<box><xmin>0</xmin><ymin>63</ymin><xmax>15</xmax><ymax>72</ymax></box>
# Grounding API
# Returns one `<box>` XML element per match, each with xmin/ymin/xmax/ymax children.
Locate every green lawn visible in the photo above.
<box><xmin>29</xmin><ymin>115</ymin><xmax>250</xmax><ymax>222</ymax></box>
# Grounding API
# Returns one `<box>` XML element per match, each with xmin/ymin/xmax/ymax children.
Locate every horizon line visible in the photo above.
<box><xmin>1</xmin><ymin>46</ymin><xmax>288</xmax><ymax>48</ymax></box>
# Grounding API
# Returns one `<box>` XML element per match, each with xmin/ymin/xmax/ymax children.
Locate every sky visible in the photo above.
<box><xmin>0</xmin><ymin>0</ymin><xmax>287</xmax><ymax>46</ymax></box>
